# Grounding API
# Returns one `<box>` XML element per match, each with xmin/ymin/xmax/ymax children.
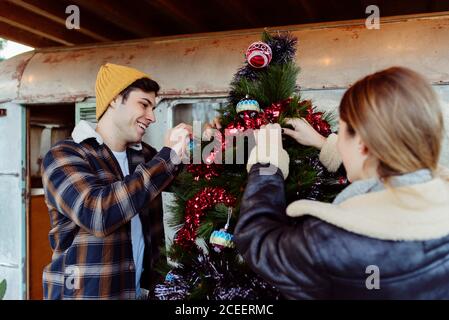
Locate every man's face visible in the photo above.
<box><xmin>112</xmin><ymin>89</ymin><xmax>157</xmax><ymax>144</ymax></box>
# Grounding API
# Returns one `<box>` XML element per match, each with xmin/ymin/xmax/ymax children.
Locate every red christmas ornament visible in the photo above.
<box><xmin>174</xmin><ymin>187</ymin><xmax>236</xmax><ymax>249</ymax></box>
<box><xmin>246</xmin><ymin>41</ymin><xmax>272</xmax><ymax>68</ymax></box>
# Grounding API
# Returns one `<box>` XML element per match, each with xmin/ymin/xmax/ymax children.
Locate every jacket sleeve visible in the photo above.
<box><xmin>41</xmin><ymin>142</ymin><xmax>180</xmax><ymax>238</ymax></box>
<box><xmin>319</xmin><ymin>133</ymin><xmax>342</xmax><ymax>172</ymax></box>
<box><xmin>234</xmin><ymin>163</ymin><xmax>331</xmax><ymax>299</ymax></box>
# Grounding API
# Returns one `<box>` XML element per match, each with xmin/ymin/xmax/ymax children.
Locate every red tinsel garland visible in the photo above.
<box><xmin>174</xmin><ymin>187</ymin><xmax>236</xmax><ymax>249</ymax></box>
<box><xmin>261</xmin><ymin>99</ymin><xmax>291</xmax><ymax>123</ymax></box>
<box><xmin>305</xmin><ymin>106</ymin><xmax>331</xmax><ymax>137</ymax></box>
<box><xmin>186</xmin><ymin>163</ymin><xmax>222</xmax><ymax>181</ymax></box>
<box><xmin>225</xmin><ymin>98</ymin><xmax>291</xmax><ymax>134</ymax></box>
<box><xmin>186</xmin><ymin>99</ymin><xmax>332</xmax><ymax>181</ymax></box>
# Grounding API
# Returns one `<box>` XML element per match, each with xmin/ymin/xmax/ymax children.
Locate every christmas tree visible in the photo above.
<box><xmin>153</xmin><ymin>31</ymin><xmax>347</xmax><ymax>300</ymax></box>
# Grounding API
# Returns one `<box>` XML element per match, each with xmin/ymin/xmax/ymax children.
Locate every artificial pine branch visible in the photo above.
<box><xmin>155</xmin><ymin>30</ymin><xmax>348</xmax><ymax>300</ymax></box>
<box><xmin>252</xmin><ymin>62</ymin><xmax>299</xmax><ymax>107</ymax></box>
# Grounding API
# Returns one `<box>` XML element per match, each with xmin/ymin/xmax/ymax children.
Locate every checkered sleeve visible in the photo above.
<box><xmin>41</xmin><ymin>142</ymin><xmax>179</xmax><ymax>238</ymax></box>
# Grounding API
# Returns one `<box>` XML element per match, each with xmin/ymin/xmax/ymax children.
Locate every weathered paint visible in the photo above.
<box><xmin>0</xmin><ymin>52</ymin><xmax>34</xmax><ymax>103</ymax></box>
<box><xmin>1</xmin><ymin>14</ymin><xmax>449</xmax><ymax>104</ymax></box>
<box><xmin>0</xmin><ymin>103</ymin><xmax>27</xmax><ymax>299</ymax></box>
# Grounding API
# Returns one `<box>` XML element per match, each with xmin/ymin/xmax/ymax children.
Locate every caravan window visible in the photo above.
<box><xmin>75</xmin><ymin>97</ymin><xmax>228</xmax><ymax>150</ymax></box>
<box><xmin>171</xmin><ymin>100</ymin><xmax>226</xmax><ymax>127</ymax></box>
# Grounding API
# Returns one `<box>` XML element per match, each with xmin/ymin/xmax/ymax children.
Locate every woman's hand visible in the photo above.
<box><xmin>254</xmin><ymin>123</ymin><xmax>284</xmax><ymax>149</ymax></box>
<box><xmin>248</xmin><ymin>123</ymin><xmax>290</xmax><ymax>179</ymax></box>
<box><xmin>282</xmin><ymin>118</ymin><xmax>326</xmax><ymax>149</ymax></box>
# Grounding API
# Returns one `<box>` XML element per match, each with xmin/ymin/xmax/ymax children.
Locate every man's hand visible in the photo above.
<box><xmin>282</xmin><ymin>118</ymin><xmax>326</xmax><ymax>149</ymax></box>
<box><xmin>203</xmin><ymin>116</ymin><xmax>222</xmax><ymax>140</ymax></box>
<box><xmin>164</xmin><ymin>123</ymin><xmax>193</xmax><ymax>158</ymax></box>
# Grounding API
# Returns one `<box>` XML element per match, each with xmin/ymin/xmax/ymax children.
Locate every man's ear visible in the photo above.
<box><xmin>109</xmin><ymin>96</ymin><xmax>121</xmax><ymax>109</ymax></box>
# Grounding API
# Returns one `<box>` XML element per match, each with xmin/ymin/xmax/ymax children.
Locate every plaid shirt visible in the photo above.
<box><xmin>41</xmin><ymin>121</ymin><xmax>180</xmax><ymax>299</ymax></box>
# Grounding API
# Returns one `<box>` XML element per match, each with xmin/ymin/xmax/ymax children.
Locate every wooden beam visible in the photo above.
<box><xmin>296</xmin><ymin>0</ymin><xmax>318</xmax><ymax>20</ymax></box>
<box><xmin>13</xmin><ymin>0</ymin><xmax>136</xmax><ymax>42</ymax></box>
<box><xmin>211</xmin><ymin>0</ymin><xmax>260</xmax><ymax>28</ymax></box>
<box><xmin>9</xmin><ymin>0</ymin><xmax>109</xmax><ymax>42</ymax></box>
<box><xmin>143</xmin><ymin>0</ymin><xmax>204</xmax><ymax>33</ymax></box>
<box><xmin>326</xmin><ymin>0</ymin><xmax>361</xmax><ymax>20</ymax></box>
<box><xmin>70</xmin><ymin>0</ymin><xmax>157</xmax><ymax>37</ymax></box>
<box><xmin>0</xmin><ymin>21</ymin><xmax>59</xmax><ymax>48</ymax></box>
<box><xmin>0</xmin><ymin>1</ymin><xmax>98</xmax><ymax>46</ymax></box>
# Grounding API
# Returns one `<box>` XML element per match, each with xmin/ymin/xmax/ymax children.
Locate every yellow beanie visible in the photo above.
<box><xmin>95</xmin><ymin>63</ymin><xmax>151</xmax><ymax>120</ymax></box>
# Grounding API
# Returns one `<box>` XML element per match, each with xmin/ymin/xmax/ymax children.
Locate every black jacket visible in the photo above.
<box><xmin>235</xmin><ymin>163</ymin><xmax>449</xmax><ymax>299</ymax></box>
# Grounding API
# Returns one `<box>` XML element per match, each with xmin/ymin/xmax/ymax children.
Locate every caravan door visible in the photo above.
<box><xmin>0</xmin><ymin>103</ymin><xmax>27</xmax><ymax>300</ymax></box>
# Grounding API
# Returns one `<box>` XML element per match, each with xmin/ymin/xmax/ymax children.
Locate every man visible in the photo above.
<box><xmin>41</xmin><ymin>63</ymin><xmax>191</xmax><ymax>299</ymax></box>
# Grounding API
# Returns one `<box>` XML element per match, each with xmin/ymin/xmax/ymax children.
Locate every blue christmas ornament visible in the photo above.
<box><xmin>209</xmin><ymin>207</ymin><xmax>235</xmax><ymax>252</ymax></box>
<box><xmin>188</xmin><ymin>139</ymin><xmax>195</xmax><ymax>151</ymax></box>
<box><xmin>165</xmin><ymin>271</ymin><xmax>179</xmax><ymax>283</ymax></box>
<box><xmin>210</xmin><ymin>229</ymin><xmax>235</xmax><ymax>251</ymax></box>
<box><xmin>236</xmin><ymin>97</ymin><xmax>260</xmax><ymax>113</ymax></box>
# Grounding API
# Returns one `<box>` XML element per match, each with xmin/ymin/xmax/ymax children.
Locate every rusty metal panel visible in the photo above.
<box><xmin>0</xmin><ymin>14</ymin><xmax>446</xmax><ymax>104</ymax></box>
<box><xmin>16</xmin><ymin>36</ymin><xmax>249</xmax><ymax>103</ymax></box>
<box><xmin>0</xmin><ymin>52</ymin><xmax>34</xmax><ymax>104</ymax></box>
<box><xmin>297</xmin><ymin>17</ymin><xmax>449</xmax><ymax>89</ymax></box>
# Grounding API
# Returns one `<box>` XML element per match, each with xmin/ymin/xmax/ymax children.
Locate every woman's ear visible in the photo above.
<box><xmin>359</xmin><ymin>136</ymin><xmax>379</xmax><ymax>178</ymax></box>
<box><xmin>357</xmin><ymin>136</ymin><xmax>370</xmax><ymax>157</ymax></box>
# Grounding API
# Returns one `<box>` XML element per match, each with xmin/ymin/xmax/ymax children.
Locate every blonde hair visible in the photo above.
<box><xmin>339</xmin><ymin>66</ymin><xmax>445</xmax><ymax>182</ymax></box>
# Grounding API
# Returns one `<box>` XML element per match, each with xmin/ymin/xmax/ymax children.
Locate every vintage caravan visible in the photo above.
<box><xmin>1</xmin><ymin>13</ymin><xmax>449</xmax><ymax>299</ymax></box>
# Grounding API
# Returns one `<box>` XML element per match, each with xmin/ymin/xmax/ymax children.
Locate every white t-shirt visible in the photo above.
<box><xmin>111</xmin><ymin>150</ymin><xmax>145</xmax><ymax>298</ymax></box>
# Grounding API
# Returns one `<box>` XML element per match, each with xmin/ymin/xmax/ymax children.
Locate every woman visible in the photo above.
<box><xmin>235</xmin><ymin>66</ymin><xmax>449</xmax><ymax>299</ymax></box>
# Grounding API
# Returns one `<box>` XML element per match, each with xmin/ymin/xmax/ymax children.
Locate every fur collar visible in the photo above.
<box><xmin>286</xmin><ymin>178</ymin><xmax>449</xmax><ymax>241</ymax></box>
<box><xmin>72</xmin><ymin>120</ymin><xmax>142</xmax><ymax>151</ymax></box>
